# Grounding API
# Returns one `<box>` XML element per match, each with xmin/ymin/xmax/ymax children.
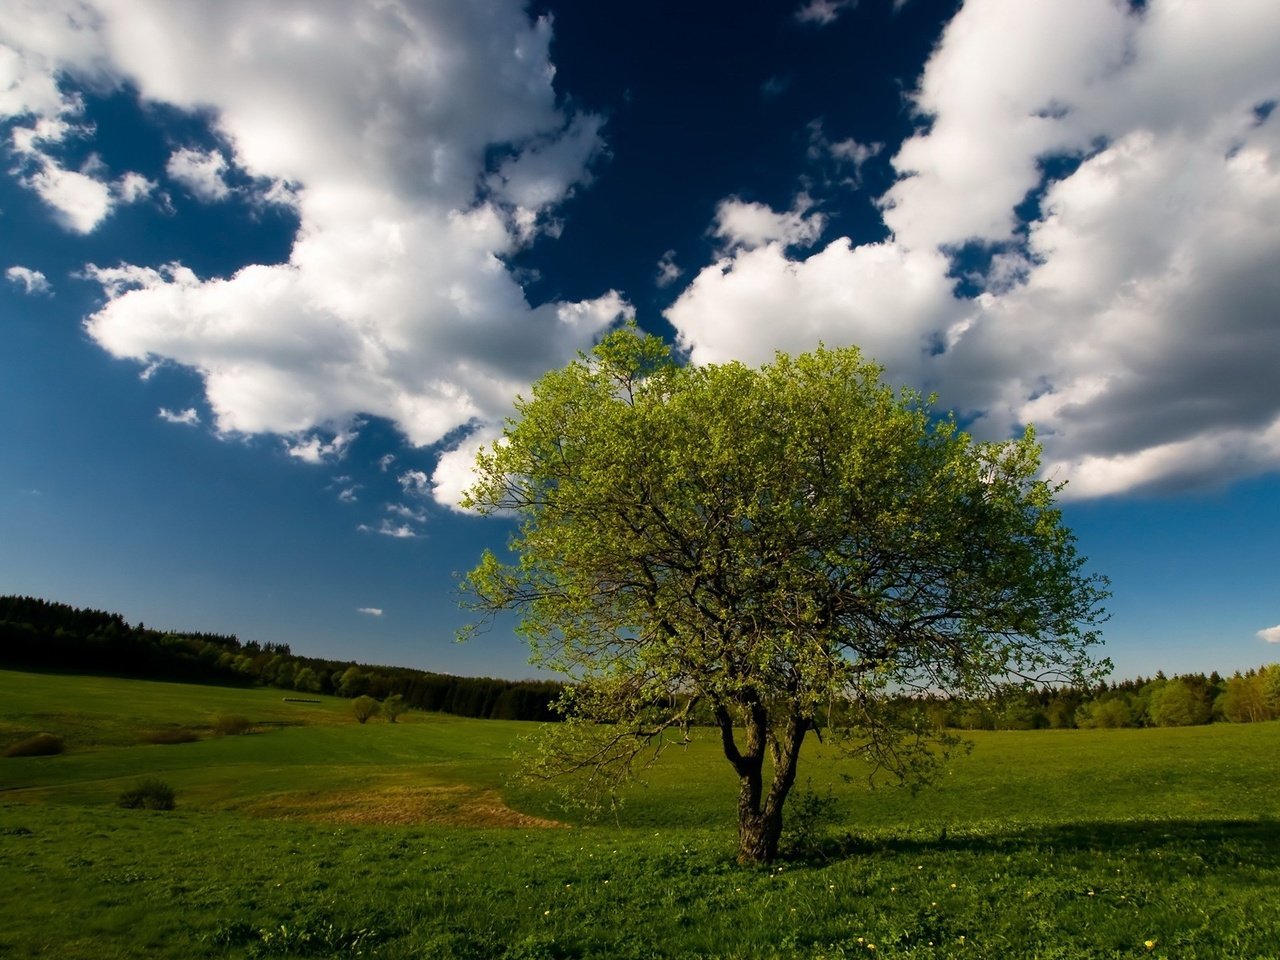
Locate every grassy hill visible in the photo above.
<box><xmin>3</xmin><ymin>669</ymin><xmax>1280</xmax><ymax>958</ymax></box>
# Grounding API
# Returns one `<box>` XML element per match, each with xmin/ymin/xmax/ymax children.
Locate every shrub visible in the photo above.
<box><xmin>351</xmin><ymin>695</ymin><xmax>380</xmax><ymax>724</ymax></box>
<box><xmin>4</xmin><ymin>732</ymin><xmax>65</xmax><ymax>757</ymax></box>
<box><xmin>382</xmin><ymin>693</ymin><xmax>407</xmax><ymax>723</ymax></box>
<box><xmin>213</xmin><ymin>715</ymin><xmax>253</xmax><ymax>737</ymax></box>
<box><xmin>118</xmin><ymin>778</ymin><xmax>176</xmax><ymax>810</ymax></box>
<box><xmin>143</xmin><ymin>727</ymin><xmax>201</xmax><ymax>745</ymax></box>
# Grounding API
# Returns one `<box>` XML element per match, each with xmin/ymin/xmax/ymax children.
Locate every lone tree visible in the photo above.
<box><xmin>463</xmin><ymin>327</ymin><xmax>1108</xmax><ymax>864</ymax></box>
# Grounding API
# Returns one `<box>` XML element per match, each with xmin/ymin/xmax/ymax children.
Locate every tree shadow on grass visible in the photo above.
<box><xmin>792</xmin><ymin>818</ymin><xmax>1280</xmax><ymax>867</ymax></box>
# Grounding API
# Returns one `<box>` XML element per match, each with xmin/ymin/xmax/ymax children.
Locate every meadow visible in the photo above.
<box><xmin>2</xmin><ymin>668</ymin><xmax>1279</xmax><ymax>959</ymax></box>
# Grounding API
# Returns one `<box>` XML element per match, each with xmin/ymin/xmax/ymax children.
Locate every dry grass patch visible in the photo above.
<box><xmin>238</xmin><ymin>783</ymin><xmax>564</xmax><ymax>829</ymax></box>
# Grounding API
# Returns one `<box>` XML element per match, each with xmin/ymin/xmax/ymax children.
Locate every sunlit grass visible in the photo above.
<box><xmin>3</xmin><ymin>668</ymin><xmax>1280</xmax><ymax>958</ymax></box>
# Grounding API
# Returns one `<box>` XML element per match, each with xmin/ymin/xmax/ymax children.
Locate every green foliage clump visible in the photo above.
<box><xmin>4</xmin><ymin>731</ymin><xmax>65</xmax><ymax>757</ymax></box>
<box><xmin>381</xmin><ymin>693</ymin><xmax>406</xmax><ymax>723</ymax></box>
<box><xmin>351</xmin><ymin>695</ymin><xmax>380</xmax><ymax>724</ymax></box>
<box><xmin>1075</xmin><ymin>697</ymin><xmax>1134</xmax><ymax>729</ymax></box>
<box><xmin>117</xmin><ymin>778</ymin><xmax>176</xmax><ymax>810</ymax></box>
<box><xmin>213</xmin><ymin>714</ymin><xmax>253</xmax><ymax>736</ymax></box>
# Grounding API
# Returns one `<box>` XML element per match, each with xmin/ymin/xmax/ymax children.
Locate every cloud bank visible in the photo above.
<box><xmin>1</xmin><ymin>0</ymin><xmax>626</xmax><ymax>508</ymax></box>
<box><xmin>668</xmin><ymin>0</ymin><xmax>1280</xmax><ymax>497</ymax></box>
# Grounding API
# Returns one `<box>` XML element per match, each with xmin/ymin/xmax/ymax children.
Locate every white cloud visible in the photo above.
<box><xmin>1259</xmin><ymin>625</ymin><xmax>1280</xmax><ymax>644</ymax></box>
<box><xmin>377</xmin><ymin>454</ymin><xmax>395</xmax><ymax>472</ymax></box>
<box><xmin>166</xmin><ymin>146</ymin><xmax>231</xmax><ymax>202</ymax></box>
<box><xmin>430</xmin><ymin>425</ymin><xmax>502</xmax><ymax>513</ymax></box>
<box><xmin>357</xmin><ymin>607</ymin><xmax>383</xmax><ymax>617</ymax></box>
<box><xmin>285</xmin><ymin>429</ymin><xmax>354</xmax><ymax>464</ymax></box>
<box><xmin>655</xmin><ymin>250</ymin><xmax>682</xmax><ymax>288</ymax></box>
<box><xmin>668</xmin><ymin>239</ymin><xmax>959</xmax><ymax>373</ymax></box>
<box><xmin>157</xmin><ymin>406</ymin><xmax>199</xmax><ymax>426</ymax></box>
<box><xmin>795</xmin><ymin>0</ymin><xmax>857</xmax><ymax>27</ymax></box>
<box><xmin>22</xmin><ymin>154</ymin><xmax>113</xmax><ymax>233</ymax></box>
<box><xmin>337</xmin><ymin>486</ymin><xmax>359</xmax><ymax>503</ymax></box>
<box><xmin>386</xmin><ymin>502</ymin><xmax>427</xmax><ymax>523</ymax></box>
<box><xmin>358</xmin><ymin>519</ymin><xmax>418</xmax><ymax>539</ymax></box>
<box><xmin>712</xmin><ymin>195</ymin><xmax>826</xmax><ymax>253</ymax></box>
<box><xmin>828</xmin><ymin>138</ymin><xmax>881</xmax><ymax>170</ymax></box>
<box><xmin>5</xmin><ymin>265</ymin><xmax>50</xmax><ymax>294</ymax></box>
<box><xmin>668</xmin><ymin>0</ymin><xmax>1280</xmax><ymax>497</ymax></box>
<box><xmin>3</xmin><ymin>1</ymin><xmax>625</xmax><ymax>508</ymax></box>
<box><xmin>115</xmin><ymin>170</ymin><xmax>156</xmax><ymax>203</ymax></box>
<box><xmin>398</xmin><ymin>469</ymin><xmax>431</xmax><ymax>496</ymax></box>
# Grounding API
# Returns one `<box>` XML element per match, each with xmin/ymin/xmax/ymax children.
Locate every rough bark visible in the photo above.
<box><xmin>720</xmin><ymin>702</ymin><xmax>808</xmax><ymax>864</ymax></box>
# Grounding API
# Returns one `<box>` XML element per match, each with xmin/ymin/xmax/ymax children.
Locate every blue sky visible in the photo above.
<box><xmin>2</xmin><ymin>0</ymin><xmax>1278</xmax><ymax>680</ymax></box>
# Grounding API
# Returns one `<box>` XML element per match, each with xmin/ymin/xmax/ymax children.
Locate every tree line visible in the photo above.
<box><xmin>0</xmin><ymin>595</ymin><xmax>561</xmax><ymax>722</ymax></box>
<box><xmin>3</xmin><ymin>595</ymin><xmax>1275</xmax><ymax>731</ymax></box>
<box><xmin>906</xmin><ymin>668</ymin><xmax>1280</xmax><ymax>730</ymax></box>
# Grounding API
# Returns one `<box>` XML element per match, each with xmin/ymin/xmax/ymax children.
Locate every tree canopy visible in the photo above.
<box><xmin>463</xmin><ymin>327</ymin><xmax>1109</xmax><ymax>863</ymax></box>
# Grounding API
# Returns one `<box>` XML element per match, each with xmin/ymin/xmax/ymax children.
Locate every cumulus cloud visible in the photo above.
<box><xmin>668</xmin><ymin>0</ymin><xmax>1280</xmax><ymax>497</ymax></box>
<box><xmin>285</xmin><ymin>430</ymin><xmax>354</xmax><ymax>465</ymax></box>
<box><xmin>712</xmin><ymin>195</ymin><xmax>826</xmax><ymax>253</ymax></box>
<box><xmin>1</xmin><ymin>58</ymin><xmax>151</xmax><ymax>231</ymax></box>
<box><xmin>5</xmin><ymin>265</ymin><xmax>50</xmax><ymax>294</ymax></box>
<box><xmin>2</xmin><ymin>1</ymin><xmax>625</xmax><ymax>508</ymax></box>
<box><xmin>166</xmin><ymin>146</ymin><xmax>231</xmax><ymax>202</ymax></box>
<box><xmin>429</xmin><ymin>425</ymin><xmax>502</xmax><ymax>512</ymax></box>
<box><xmin>357</xmin><ymin>607</ymin><xmax>383</xmax><ymax>617</ymax></box>
<box><xmin>1258</xmin><ymin>625</ymin><xmax>1280</xmax><ymax>644</ymax></box>
<box><xmin>115</xmin><ymin>170</ymin><xmax>156</xmax><ymax>204</ymax></box>
<box><xmin>22</xmin><ymin>154</ymin><xmax>113</xmax><ymax>233</ymax></box>
<box><xmin>157</xmin><ymin>406</ymin><xmax>199</xmax><ymax>426</ymax></box>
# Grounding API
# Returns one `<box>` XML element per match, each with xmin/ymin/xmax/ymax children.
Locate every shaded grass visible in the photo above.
<box><xmin>3</xmin><ymin>804</ymin><xmax>1278</xmax><ymax>959</ymax></box>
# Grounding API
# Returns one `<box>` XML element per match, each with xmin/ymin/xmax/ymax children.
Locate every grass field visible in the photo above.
<box><xmin>3</xmin><ymin>668</ymin><xmax>1279</xmax><ymax>959</ymax></box>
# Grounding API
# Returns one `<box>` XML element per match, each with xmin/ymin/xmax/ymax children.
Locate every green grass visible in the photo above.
<box><xmin>3</xmin><ymin>668</ymin><xmax>1280</xmax><ymax>958</ymax></box>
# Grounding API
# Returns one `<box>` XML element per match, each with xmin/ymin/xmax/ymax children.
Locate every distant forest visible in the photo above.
<box><xmin>2</xmin><ymin>595</ymin><xmax>1277</xmax><ymax>730</ymax></box>
<box><xmin>0</xmin><ymin>595</ymin><xmax>562</xmax><ymax>722</ymax></box>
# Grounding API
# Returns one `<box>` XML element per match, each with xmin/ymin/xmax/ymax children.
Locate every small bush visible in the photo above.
<box><xmin>118</xmin><ymin>778</ymin><xmax>176</xmax><ymax>810</ymax></box>
<box><xmin>351</xmin><ymin>695</ymin><xmax>381</xmax><ymax>724</ymax></box>
<box><xmin>213</xmin><ymin>715</ymin><xmax>253</xmax><ymax>737</ymax></box>
<box><xmin>382</xmin><ymin>693</ymin><xmax>407</xmax><ymax>723</ymax></box>
<box><xmin>4</xmin><ymin>733</ymin><xmax>65</xmax><ymax>757</ymax></box>
<box><xmin>143</xmin><ymin>727</ymin><xmax>201</xmax><ymax>745</ymax></box>
<box><xmin>781</xmin><ymin>783</ymin><xmax>840</xmax><ymax>858</ymax></box>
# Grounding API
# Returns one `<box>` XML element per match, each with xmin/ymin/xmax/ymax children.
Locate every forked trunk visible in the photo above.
<box><xmin>722</xmin><ymin>705</ymin><xmax>808</xmax><ymax>865</ymax></box>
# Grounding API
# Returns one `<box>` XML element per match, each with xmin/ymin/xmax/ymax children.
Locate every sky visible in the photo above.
<box><xmin>1</xmin><ymin>0</ymin><xmax>1278</xmax><ymax>682</ymax></box>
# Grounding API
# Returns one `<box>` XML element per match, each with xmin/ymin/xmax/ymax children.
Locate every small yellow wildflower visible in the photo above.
<box><xmin>1144</xmin><ymin>940</ymin><xmax>1157</xmax><ymax>950</ymax></box>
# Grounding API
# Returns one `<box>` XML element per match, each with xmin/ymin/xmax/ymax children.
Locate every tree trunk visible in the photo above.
<box><xmin>726</xmin><ymin>707</ymin><xmax>808</xmax><ymax>865</ymax></box>
<box><xmin>737</xmin><ymin>805</ymin><xmax>784</xmax><ymax>864</ymax></box>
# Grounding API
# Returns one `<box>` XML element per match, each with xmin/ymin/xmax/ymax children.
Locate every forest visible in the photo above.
<box><xmin>0</xmin><ymin>595</ymin><xmax>561</xmax><ymax>722</ymax></box>
<box><xmin>3</xmin><ymin>594</ymin><xmax>1276</xmax><ymax>729</ymax></box>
